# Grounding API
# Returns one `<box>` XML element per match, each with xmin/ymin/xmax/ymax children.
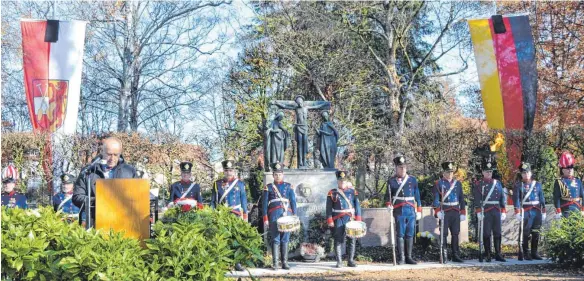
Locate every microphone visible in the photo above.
<box><xmin>81</xmin><ymin>157</ymin><xmax>106</xmax><ymax>174</ymax></box>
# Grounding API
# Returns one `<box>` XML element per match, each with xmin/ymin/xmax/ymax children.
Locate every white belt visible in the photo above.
<box><xmin>483</xmin><ymin>201</ymin><xmax>499</xmax><ymax>204</ymax></box>
<box><xmin>443</xmin><ymin>202</ymin><xmax>459</xmax><ymax>206</ymax></box>
<box><xmin>523</xmin><ymin>201</ymin><xmax>540</xmax><ymax>205</ymax></box>
<box><xmin>268</xmin><ymin>198</ymin><xmax>289</xmax><ymax>205</ymax></box>
<box><xmin>332</xmin><ymin>208</ymin><xmax>354</xmax><ymax>213</ymax></box>
<box><xmin>394</xmin><ymin>196</ymin><xmax>415</xmax><ymax>201</ymax></box>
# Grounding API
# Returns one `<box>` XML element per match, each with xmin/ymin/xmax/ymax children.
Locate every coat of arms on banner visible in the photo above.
<box><xmin>31</xmin><ymin>79</ymin><xmax>68</xmax><ymax>131</ymax></box>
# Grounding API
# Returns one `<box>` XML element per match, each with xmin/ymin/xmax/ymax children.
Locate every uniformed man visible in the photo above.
<box><xmin>513</xmin><ymin>162</ymin><xmax>545</xmax><ymax>261</ymax></box>
<box><xmin>263</xmin><ymin>162</ymin><xmax>297</xmax><ymax>270</ymax></box>
<box><xmin>326</xmin><ymin>170</ymin><xmax>362</xmax><ymax>268</ymax></box>
<box><xmin>433</xmin><ymin>161</ymin><xmax>466</xmax><ymax>263</ymax></box>
<box><xmin>385</xmin><ymin>156</ymin><xmax>422</xmax><ymax>265</ymax></box>
<box><xmin>1</xmin><ymin>177</ymin><xmax>27</xmax><ymax>209</ymax></box>
<box><xmin>553</xmin><ymin>151</ymin><xmax>583</xmax><ymax>219</ymax></box>
<box><xmin>53</xmin><ymin>174</ymin><xmax>81</xmax><ymax>222</ymax></box>
<box><xmin>169</xmin><ymin>161</ymin><xmax>203</xmax><ymax>210</ymax></box>
<box><xmin>473</xmin><ymin>156</ymin><xmax>507</xmax><ymax>262</ymax></box>
<box><xmin>211</xmin><ymin>159</ymin><xmax>248</xmax><ymax>271</ymax></box>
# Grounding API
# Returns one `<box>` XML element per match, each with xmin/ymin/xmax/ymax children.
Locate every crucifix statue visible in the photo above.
<box><xmin>271</xmin><ymin>95</ymin><xmax>331</xmax><ymax>168</ymax></box>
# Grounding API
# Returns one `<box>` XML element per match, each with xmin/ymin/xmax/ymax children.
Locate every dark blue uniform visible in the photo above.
<box><xmin>553</xmin><ymin>177</ymin><xmax>583</xmax><ymax>217</ymax></box>
<box><xmin>326</xmin><ymin>187</ymin><xmax>362</xmax><ymax>244</ymax></box>
<box><xmin>53</xmin><ymin>192</ymin><xmax>82</xmax><ymax>221</ymax></box>
<box><xmin>211</xmin><ymin>178</ymin><xmax>248</xmax><ymax>220</ymax></box>
<box><xmin>170</xmin><ymin>181</ymin><xmax>203</xmax><ymax>209</ymax></box>
<box><xmin>263</xmin><ymin>182</ymin><xmax>297</xmax><ymax>245</ymax></box>
<box><xmin>433</xmin><ymin>178</ymin><xmax>466</xmax><ymax>262</ymax></box>
<box><xmin>513</xmin><ymin>180</ymin><xmax>545</xmax><ymax>260</ymax></box>
<box><xmin>385</xmin><ymin>176</ymin><xmax>421</xmax><ymax>238</ymax></box>
<box><xmin>473</xmin><ymin>178</ymin><xmax>506</xmax><ymax>261</ymax></box>
<box><xmin>513</xmin><ymin>180</ymin><xmax>545</xmax><ymax>234</ymax></box>
<box><xmin>1</xmin><ymin>191</ymin><xmax>27</xmax><ymax>209</ymax></box>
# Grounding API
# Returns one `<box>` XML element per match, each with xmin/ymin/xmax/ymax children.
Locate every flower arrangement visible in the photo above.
<box><xmin>300</xmin><ymin>242</ymin><xmax>325</xmax><ymax>262</ymax></box>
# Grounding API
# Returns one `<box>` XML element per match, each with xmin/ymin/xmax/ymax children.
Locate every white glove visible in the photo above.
<box><xmin>477</xmin><ymin>212</ymin><xmax>484</xmax><ymax>221</ymax></box>
<box><xmin>515</xmin><ymin>213</ymin><xmax>523</xmax><ymax>221</ymax></box>
<box><xmin>416</xmin><ymin>212</ymin><xmax>422</xmax><ymax>220</ymax></box>
<box><xmin>437</xmin><ymin>211</ymin><xmax>444</xmax><ymax>220</ymax></box>
<box><xmin>542</xmin><ymin>213</ymin><xmax>547</xmax><ymax>220</ymax></box>
<box><xmin>460</xmin><ymin>215</ymin><xmax>466</xmax><ymax>221</ymax></box>
<box><xmin>387</xmin><ymin>205</ymin><xmax>394</xmax><ymax>212</ymax></box>
<box><xmin>501</xmin><ymin>212</ymin><xmax>507</xmax><ymax>221</ymax></box>
<box><xmin>555</xmin><ymin>213</ymin><xmax>562</xmax><ymax>220</ymax></box>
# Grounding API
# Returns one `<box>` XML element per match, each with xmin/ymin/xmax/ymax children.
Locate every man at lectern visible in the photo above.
<box><xmin>73</xmin><ymin>137</ymin><xmax>138</xmax><ymax>227</ymax></box>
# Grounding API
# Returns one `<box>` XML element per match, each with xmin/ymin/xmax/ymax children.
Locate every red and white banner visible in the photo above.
<box><xmin>21</xmin><ymin>19</ymin><xmax>86</xmax><ymax>134</ymax></box>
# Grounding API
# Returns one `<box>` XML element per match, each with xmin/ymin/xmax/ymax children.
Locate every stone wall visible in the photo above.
<box><xmin>359</xmin><ymin>205</ymin><xmax>556</xmax><ymax>247</ymax></box>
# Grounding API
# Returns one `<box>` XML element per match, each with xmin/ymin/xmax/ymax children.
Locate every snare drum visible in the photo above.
<box><xmin>276</xmin><ymin>215</ymin><xmax>301</xmax><ymax>233</ymax></box>
<box><xmin>346</xmin><ymin>221</ymin><xmax>367</xmax><ymax>238</ymax></box>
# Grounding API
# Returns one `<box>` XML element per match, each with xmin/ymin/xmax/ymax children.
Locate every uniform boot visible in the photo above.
<box><xmin>335</xmin><ymin>243</ymin><xmax>343</xmax><ymax>268</ymax></box>
<box><xmin>405</xmin><ymin>238</ymin><xmax>418</xmax><ymax>265</ymax></box>
<box><xmin>451</xmin><ymin>235</ymin><xmax>463</xmax><ymax>263</ymax></box>
<box><xmin>494</xmin><ymin>236</ymin><xmax>506</xmax><ymax>262</ymax></box>
<box><xmin>531</xmin><ymin>232</ymin><xmax>543</xmax><ymax>260</ymax></box>
<box><xmin>522</xmin><ymin>235</ymin><xmax>531</xmax><ymax>261</ymax></box>
<box><xmin>397</xmin><ymin>238</ymin><xmax>405</xmax><ymax>265</ymax></box>
<box><xmin>484</xmin><ymin>236</ymin><xmax>492</xmax><ymax>262</ymax></box>
<box><xmin>347</xmin><ymin>238</ymin><xmax>357</xmax><ymax>267</ymax></box>
<box><xmin>281</xmin><ymin>243</ymin><xmax>290</xmax><ymax>269</ymax></box>
<box><xmin>271</xmin><ymin>244</ymin><xmax>280</xmax><ymax>270</ymax></box>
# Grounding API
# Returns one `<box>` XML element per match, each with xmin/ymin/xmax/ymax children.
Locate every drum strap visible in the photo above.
<box><xmin>337</xmin><ymin>189</ymin><xmax>355</xmax><ymax>218</ymax></box>
<box><xmin>272</xmin><ymin>183</ymin><xmax>290</xmax><ymax>217</ymax></box>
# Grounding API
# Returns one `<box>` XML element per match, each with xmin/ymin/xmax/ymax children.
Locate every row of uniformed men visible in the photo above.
<box><xmin>259</xmin><ymin>152</ymin><xmax>583</xmax><ymax>269</ymax></box>
<box><xmin>2</xmin><ymin>152</ymin><xmax>583</xmax><ymax>269</ymax></box>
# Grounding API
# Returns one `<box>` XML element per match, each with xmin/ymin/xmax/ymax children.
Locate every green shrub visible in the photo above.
<box><xmin>545</xmin><ymin>212</ymin><xmax>584</xmax><ymax>268</ymax></box>
<box><xmin>2</xmin><ymin>205</ymin><xmax>264</xmax><ymax>281</ymax></box>
<box><xmin>156</xmin><ymin>206</ymin><xmax>263</xmax><ymax>270</ymax></box>
<box><xmin>1</xmin><ymin>207</ymin><xmax>147</xmax><ymax>281</ymax></box>
<box><xmin>306</xmin><ymin>213</ymin><xmax>334</xmax><ymax>254</ymax></box>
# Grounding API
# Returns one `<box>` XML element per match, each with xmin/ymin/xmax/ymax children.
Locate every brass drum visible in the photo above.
<box><xmin>276</xmin><ymin>215</ymin><xmax>301</xmax><ymax>232</ymax></box>
<box><xmin>346</xmin><ymin>221</ymin><xmax>367</xmax><ymax>238</ymax></box>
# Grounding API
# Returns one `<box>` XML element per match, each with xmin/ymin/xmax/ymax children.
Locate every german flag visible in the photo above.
<box><xmin>468</xmin><ymin>15</ymin><xmax>537</xmax><ymax>169</ymax></box>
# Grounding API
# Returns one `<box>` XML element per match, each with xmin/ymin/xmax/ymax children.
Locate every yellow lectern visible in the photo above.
<box><xmin>95</xmin><ymin>179</ymin><xmax>150</xmax><ymax>241</ymax></box>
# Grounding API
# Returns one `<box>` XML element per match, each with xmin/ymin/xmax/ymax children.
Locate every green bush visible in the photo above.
<box><xmin>306</xmin><ymin>213</ymin><xmax>334</xmax><ymax>254</ymax></box>
<box><xmin>1</xmin><ymin>207</ymin><xmax>148</xmax><ymax>281</ymax></box>
<box><xmin>2</xmin><ymin>205</ymin><xmax>264</xmax><ymax>281</ymax></box>
<box><xmin>545</xmin><ymin>212</ymin><xmax>584</xmax><ymax>268</ymax></box>
<box><xmin>157</xmin><ymin>206</ymin><xmax>263</xmax><ymax>270</ymax></box>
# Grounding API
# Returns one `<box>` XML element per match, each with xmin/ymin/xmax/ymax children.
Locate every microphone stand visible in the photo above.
<box><xmin>84</xmin><ymin>163</ymin><xmax>100</xmax><ymax>230</ymax></box>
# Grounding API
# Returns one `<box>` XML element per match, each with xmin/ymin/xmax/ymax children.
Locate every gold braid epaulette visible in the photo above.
<box><xmin>557</xmin><ymin>179</ymin><xmax>571</xmax><ymax>199</ymax></box>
